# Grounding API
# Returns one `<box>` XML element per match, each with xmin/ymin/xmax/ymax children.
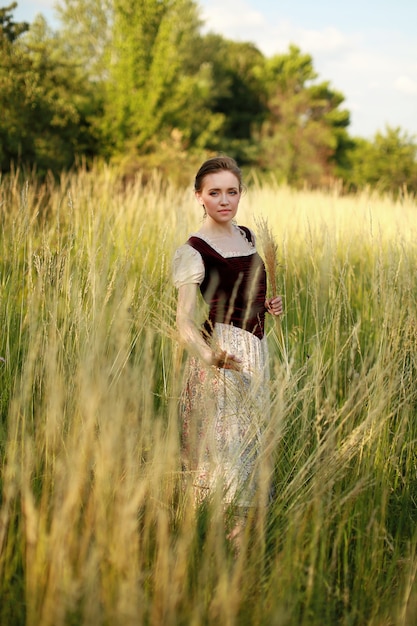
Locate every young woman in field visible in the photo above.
<box><xmin>173</xmin><ymin>155</ymin><xmax>283</xmax><ymax>516</ymax></box>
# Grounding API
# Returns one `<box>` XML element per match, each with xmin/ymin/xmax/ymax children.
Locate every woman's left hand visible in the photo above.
<box><xmin>265</xmin><ymin>296</ymin><xmax>283</xmax><ymax>316</ymax></box>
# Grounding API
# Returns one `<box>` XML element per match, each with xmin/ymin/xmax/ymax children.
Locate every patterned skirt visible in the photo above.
<box><xmin>180</xmin><ymin>323</ymin><xmax>270</xmax><ymax>506</ymax></box>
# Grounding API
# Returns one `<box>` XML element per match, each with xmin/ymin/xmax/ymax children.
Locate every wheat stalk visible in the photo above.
<box><xmin>255</xmin><ymin>217</ymin><xmax>278</xmax><ymax>298</ymax></box>
<box><xmin>255</xmin><ymin>216</ymin><xmax>289</xmax><ymax>373</ymax></box>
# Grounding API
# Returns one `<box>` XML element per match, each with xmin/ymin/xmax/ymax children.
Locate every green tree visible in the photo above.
<box><xmin>344</xmin><ymin>126</ymin><xmax>417</xmax><ymax>195</ymax></box>
<box><xmin>55</xmin><ymin>0</ymin><xmax>113</xmax><ymax>82</ymax></box>
<box><xmin>47</xmin><ymin>0</ymin><xmax>228</xmax><ymax>178</ymax></box>
<box><xmin>55</xmin><ymin>1</ymin><xmax>267</xmax><ymax>165</ymax></box>
<box><xmin>0</xmin><ymin>2</ymin><xmax>28</xmax><ymax>40</ymax></box>
<box><xmin>254</xmin><ymin>45</ymin><xmax>351</xmax><ymax>186</ymax></box>
<box><xmin>0</xmin><ymin>5</ymin><xmax>101</xmax><ymax>176</ymax></box>
<box><xmin>183</xmin><ymin>34</ymin><xmax>267</xmax><ymax>162</ymax></box>
<box><xmin>103</xmin><ymin>0</ymin><xmax>209</xmax><ymax>152</ymax></box>
<box><xmin>23</xmin><ymin>16</ymin><xmax>102</xmax><ymax>169</ymax></box>
<box><xmin>0</xmin><ymin>4</ymin><xmax>32</xmax><ymax>169</ymax></box>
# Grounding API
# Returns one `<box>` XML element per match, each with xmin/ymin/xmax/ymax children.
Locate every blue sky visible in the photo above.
<box><xmin>12</xmin><ymin>0</ymin><xmax>417</xmax><ymax>139</ymax></box>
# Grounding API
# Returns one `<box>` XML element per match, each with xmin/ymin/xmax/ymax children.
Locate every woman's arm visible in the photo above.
<box><xmin>176</xmin><ymin>283</ymin><xmax>213</xmax><ymax>365</ymax></box>
<box><xmin>176</xmin><ymin>283</ymin><xmax>241</xmax><ymax>370</ymax></box>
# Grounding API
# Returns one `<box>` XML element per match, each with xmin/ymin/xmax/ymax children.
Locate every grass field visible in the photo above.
<box><xmin>0</xmin><ymin>166</ymin><xmax>417</xmax><ymax>625</ymax></box>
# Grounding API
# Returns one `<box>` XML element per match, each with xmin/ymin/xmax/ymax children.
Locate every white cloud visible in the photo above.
<box><xmin>201</xmin><ymin>0</ymin><xmax>265</xmax><ymax>33</ymax></box>
<box><xmin>394</xmin><ymin>76</ymin><xmax>417</xmax><ymax>95</ymax></box>
<box><xmin>294</xmin><ymin>26</ymin><xmax>353</xmax><ymax>55</ymax></box>
<box><xmin>201</xmin><ymin>2</ymin><xmax>353</xmax><ymax>59</ymax></box>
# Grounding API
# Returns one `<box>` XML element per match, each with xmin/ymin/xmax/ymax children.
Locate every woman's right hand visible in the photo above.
<box><xmin>212</xmin><ymin>349</ymin><xmax>242</xmax><ymax>371</ymax></box>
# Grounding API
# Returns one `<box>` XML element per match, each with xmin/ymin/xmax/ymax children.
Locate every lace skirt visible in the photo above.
<box><xmin>180</xmin><ymin>323</ymin><xmax>270</xmax><ymax>506</ymax></box>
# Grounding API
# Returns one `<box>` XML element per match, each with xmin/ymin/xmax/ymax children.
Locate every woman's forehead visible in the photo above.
<box><xmin>201</xmin><ymin>170</ymin><xmax>240</xmax><ymax>189</ymax></box>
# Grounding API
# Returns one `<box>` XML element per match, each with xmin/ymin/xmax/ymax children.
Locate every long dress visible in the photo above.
<box><xmin>173</xmin><ymin>225</ymin><xmax>270</xmax><ymax>506</ymax></box>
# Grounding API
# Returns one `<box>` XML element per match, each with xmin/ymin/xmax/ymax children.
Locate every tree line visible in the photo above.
<box><xmin>1</xmin><ymin>0</ymin><xmax>417</xmax><ymax>193</ymax></box>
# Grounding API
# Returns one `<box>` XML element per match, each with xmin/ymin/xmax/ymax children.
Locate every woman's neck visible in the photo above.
<box><xmin>200</xmin><ymin>219</ymin><xmax>235</xmax><ymax>238</ymax></box>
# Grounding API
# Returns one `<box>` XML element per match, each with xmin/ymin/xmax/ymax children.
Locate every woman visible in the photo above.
<box><xmin>173</xmin><ymin>156</ymin><xmax>282</xmax><ymax>509</ymax></box>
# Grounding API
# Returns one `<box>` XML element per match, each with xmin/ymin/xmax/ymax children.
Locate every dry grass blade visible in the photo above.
<box><xmin>255</xmin><ymin>216</ymin><xmax>279</xmax><ymax>298</ymax></box>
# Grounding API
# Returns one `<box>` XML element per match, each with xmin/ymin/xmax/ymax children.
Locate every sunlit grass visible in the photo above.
<box><xmin>1</xmin><ymin>166</ymin><xmax>417</xmax><ymax>625</ymax></box>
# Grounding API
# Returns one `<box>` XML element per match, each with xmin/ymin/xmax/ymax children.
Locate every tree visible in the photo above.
<box><xmin>344</xmin><ymin>126</ymin><xmax>417</xmax><ymax>195</ymax></box>
<box><xmin>55</xmin><ymin>0</ymin><xmax>113</xmax><ymax>82</ymax></box>
<box><xmin>102</xmin><ymin>0</ymin><xmax>209</xmax><ymax>152</ymax></box>
<box><xmin>0</xmin><ymin>2</ymin><xmax>28</xmax><ymax>41</ymax></box>
<box><xmin>23</xmin><ymin>16</ymin><xmax>103</xmax><ymax>169</ymax></box>
<box><xmin>254</xmin><ymin>45</ymin><xmax>351</xmax><ymax>187</ymax></box>
<box><xmin>0</xmin><ymin>5</ymin><xmax>101</xmax><ymax>176</ymax></box>
<box><xmin>0</xmin><ymin>4</ymin><xmax>32</xmax><ymax>170</ymax></box>
<box><xmin>183</xmin><ymin>34</ymin><xmax>267</xmax><ymax>162</ymax></box>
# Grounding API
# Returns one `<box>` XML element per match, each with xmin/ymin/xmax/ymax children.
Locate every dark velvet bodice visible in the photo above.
<box><xmin>187</xmin><ymin>227</ymin><xmax>267</xmax><ymax>339</ymax></box>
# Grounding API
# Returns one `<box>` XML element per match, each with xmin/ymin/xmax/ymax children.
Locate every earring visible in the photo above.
<box><xmin>202</xmin><ymin>204</ymin><xmax>207</xmax><ymax>218</ymax></box>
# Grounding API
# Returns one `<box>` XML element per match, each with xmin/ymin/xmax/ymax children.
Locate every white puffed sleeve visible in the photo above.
<box><xmin>172</xmin><ymin>244</ymin><xmax>205</xmax><ymax>288</ymax></box>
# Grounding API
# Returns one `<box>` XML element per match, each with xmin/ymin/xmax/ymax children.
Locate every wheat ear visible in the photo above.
<box><xmin>255</xmin><ymin>217</ymin><xmax>289</xmax><ymax>372</ymax></box>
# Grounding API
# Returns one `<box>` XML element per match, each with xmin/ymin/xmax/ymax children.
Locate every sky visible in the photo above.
<box><xmin>12</xmin><ymin>0</ymin><xmax>417</xmax><ymax>140</ymax></box>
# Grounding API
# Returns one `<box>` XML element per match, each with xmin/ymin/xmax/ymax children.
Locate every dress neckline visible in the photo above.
<box><xmin>190</xmin><ymin>224</ymin><xmax>256</xmax><ymax>259</ymax></box>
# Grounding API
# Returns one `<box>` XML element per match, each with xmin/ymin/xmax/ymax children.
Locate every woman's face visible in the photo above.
<box><xmin>195</xmin><ymin>170</ymin><xmax>241</xmax><ymax>225</ymax></box>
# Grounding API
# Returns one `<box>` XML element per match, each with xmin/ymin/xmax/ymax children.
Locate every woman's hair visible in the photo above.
<box><xmin>194</xmin><ymin>155</ymin><xmax>243</xmax><ymax>192</ymax></box>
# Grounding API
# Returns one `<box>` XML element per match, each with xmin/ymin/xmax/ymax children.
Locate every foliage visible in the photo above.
<box><xmin>0</xmin><ymin>10</ymin><xmax>101</xmax><ymax>176</ymax></box>
<box><xmin>345</xmin><ymin>126</ymin><xmax>417</xmax><ymax>195</ymax></box>
<box><xmin>55</xmin><ymin>0</ymin><xmax>113</xmax><ymax>82</ymax></box>
<box><xmin>0</xmin><ymin>1</ymin><xmax>28</xmax><ymax>41</ymax></box>
<box><xmin>102</xmin><ymin>0</ymin><xmax>214</xmax><ymax>153</ymax></box>
<box><xmin>254</xmin><ymin>45</ymin><xmax>351</xmax><ymax>187</ymax></box>
<box><xmin>184</xmin><ymin>34</ymin><xmax>267</xmax><ymax>161</ymax></box>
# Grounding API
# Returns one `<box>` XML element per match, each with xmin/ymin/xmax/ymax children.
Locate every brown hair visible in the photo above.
<box><xmin>194</xmin><ymin>155</ymin><xmax>243</xmax><ymax>193</ymax></box>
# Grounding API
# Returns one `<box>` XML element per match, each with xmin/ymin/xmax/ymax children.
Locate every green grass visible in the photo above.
<box><xmin>1</xmin><ymin>166</ymin><xmax>417</xmax><ymax>625</ymax></box>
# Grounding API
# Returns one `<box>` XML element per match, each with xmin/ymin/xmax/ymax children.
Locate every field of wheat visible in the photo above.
<box><xmin>0</xmin><ymin>166</ymin><xmax>416</xmax><ymax>626</ymax></box>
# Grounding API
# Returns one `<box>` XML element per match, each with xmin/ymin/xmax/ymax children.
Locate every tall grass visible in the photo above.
<box><xmin>1</xmin><ymin>166</ymin><xmax>417</xmax><ymax>625</ymax></box>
